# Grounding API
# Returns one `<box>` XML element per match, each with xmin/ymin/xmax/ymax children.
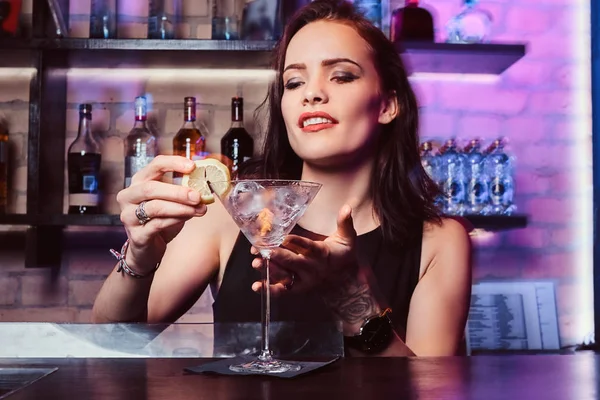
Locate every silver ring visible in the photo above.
<box><xmin>284</xmin><ymin>273</ymin><xmax>296</xmax><ymax>291</ymax></box>
<box><xmin>135</xmin><ymin>201</ymin><xmax>151</xmax><ymax>225</ymax></box>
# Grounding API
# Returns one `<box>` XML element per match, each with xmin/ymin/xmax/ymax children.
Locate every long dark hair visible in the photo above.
<box><xmin>245</xmin><ymin>0</ymin><xmax>441</xmax><ymax>246</ymax></box>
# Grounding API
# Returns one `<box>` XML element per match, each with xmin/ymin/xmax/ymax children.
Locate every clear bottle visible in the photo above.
<box><xmin>463</xmin><ymin>139</ymin><xmax>490</xmax><ymax>215</ymax></box>
<box><xmin>124</xmin><ymin>97</ymin><xmax>158</xmax><ymax>188</ymax></box>
<box><xmin>211</xmin><ymin>0</ymin><xmax>244</xmax><ymax>40</ymax></box>
<box><xmin>148</xmin><ymin>0</ymin><xmax>182</xmax><ymax>39</ymax></box>
<box><xmin>0</xmin><ymin>121</ymin><xmax>8</xmax><ymax>214</ymax></box>
<box><xmin>484</xmin><ymin>138</ymin><xmax>515</xmax><ymax>215</ymax></box>
<box><xmin>446</xmin><ymin>0</ymin><xmax>492</xmax><ymax>44</ymax></box>
<box><xmin>172</xmin><ymin>97</ymin><xmax>208</xmax><ymax>185</ymax></box>
<box><xmin>90</xmin><ymin>0</ymin><xmax>118</xmax><ymax>39</ymax></box>
<box><xmin>390</xmin><ymin>0</ymin><xmax>434</xmax><ymax>42</ymax></box>
<box><xmin>419</xmin><ymin>141</ymin><xmax>439</xmax><ymax>182</ymax></box>
<box><xmin>67</xmin><ymin>104</ymin><xmax>102</xmax><ymax>215</ymax></box>
<box><xmin>438</xmin><ymin>138</ymin><xmax>466</xmax><ymax>216</ymax></box>
<box><xmin>221</xmin><ymin>97</ymin><xmax>254</xmax><ymax>179</ymax></box>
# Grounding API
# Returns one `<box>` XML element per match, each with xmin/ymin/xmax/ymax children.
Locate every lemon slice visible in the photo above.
<box><xmin>181</xmin><ymin>158</ymin><xmax>231</xmax><ymax>204</ymax></box>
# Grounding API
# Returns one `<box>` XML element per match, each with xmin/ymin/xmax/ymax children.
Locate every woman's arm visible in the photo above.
<box><xmin>92</xmin><ymin>201</ymin><xmax>232</xmax><ymax>323</ymax></box>
<box><xmin>323</xmin><ymin>218</ymin><xmax>471</xmax><ymax>357</ymax></box>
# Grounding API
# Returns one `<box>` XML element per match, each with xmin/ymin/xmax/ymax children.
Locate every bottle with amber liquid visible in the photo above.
<box><xmin>220</xmin><ymin>97</ymin><xmax>254</xmax><ymax>179</ymax></box>
<box><xmin>0</xmin><ymin>123</ymin><xmax>8</xmax><ymax>214</ymax></box>
<box><xmin>390</xmin><ymin>0</ymin><xmax>435</xmax><ymax>43</ymax></box>
<box><xmin>67</xmin><ymin>104</ymin><xmax>102</xmax><ymax>214</ymax></box>
<box><xmin>172</xmin><ymin>97</ymin><xmax>208</xmax><ymax>185</ymax></box>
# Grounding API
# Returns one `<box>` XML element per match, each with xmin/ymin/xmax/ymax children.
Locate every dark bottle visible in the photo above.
<box><xmin>0</xmin><ymin>122</ymin><xmax>8</xmax><ymax>213</ymax></box>
<box><xmin>89</xmin><ymin>0</ymin><xmax>118</xmax><ymax>39</ymax></box>
<box><xmin>67</xmin><ymin>104</ymin><xmax>102</xmax><ymax>214</ymax></box>
<box><xmin>390</xmin><ymin>0</ymin><xmax>435</xmax><ymax>43</ymax></box>
<box><xmin>220</xmin><ymin>97</ymin><xmax>253</xmax><ymax>179</ymax></box>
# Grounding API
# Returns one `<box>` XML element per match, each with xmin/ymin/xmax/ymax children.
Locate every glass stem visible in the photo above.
<box><xmin>258</xmin><ymin>250</ymin><xmax>273</xmax><ymax>362</ymax></box>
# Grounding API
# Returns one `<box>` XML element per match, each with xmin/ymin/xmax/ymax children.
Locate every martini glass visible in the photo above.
<box><xmin>210</xmin><ymin>179</ymin><xmax>322</xmax><ymax>374</ymax></box>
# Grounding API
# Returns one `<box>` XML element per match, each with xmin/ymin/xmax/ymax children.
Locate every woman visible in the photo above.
<box><xmin>92</xmin><ymin>0</ymin><xmax>472</xmax><ymax>357</ymax></box>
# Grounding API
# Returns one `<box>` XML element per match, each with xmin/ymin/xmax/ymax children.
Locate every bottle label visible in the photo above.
<box><xmin>125</xmin><ymin>155</ymin><xmax>154</xmax><ymax>188</ymax></box>
<box><xmin>353</xmin><ymin>0</ymin><xmax>382</xmax><ymax>28</ymax></box>
<box><xmin>68</xmin><ymin>153</ymin><xmax>101</xmax><ymax>206</ymax></box>
<box><xmin>69</xmin><ymin>193</ymin><xmax>100</xmax><ymax>206</ymax></box>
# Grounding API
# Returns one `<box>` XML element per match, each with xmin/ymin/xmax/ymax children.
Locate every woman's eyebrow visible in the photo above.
<box><xmin>283</xmin><ymin>58</ymin><xmax>363</xmax><ymax>73</ymax></box>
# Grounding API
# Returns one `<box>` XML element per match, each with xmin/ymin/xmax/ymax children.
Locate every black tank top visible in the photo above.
<box><xmin>212</xmin><ymin>224</ymin><xmax>423</xmax><ymax>349</ymax></box>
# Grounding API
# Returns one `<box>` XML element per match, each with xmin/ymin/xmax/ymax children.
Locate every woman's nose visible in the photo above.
<box><xmin>302</xmin><ymin>78</ymin><xmax>328</xmax><ymax>105</ymax></box>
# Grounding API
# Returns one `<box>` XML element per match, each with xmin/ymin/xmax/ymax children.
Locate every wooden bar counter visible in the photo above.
<box><xmin>1</xmin><ymin>354</ymin><xmax>598</xmax><ymax>399</ymax></box>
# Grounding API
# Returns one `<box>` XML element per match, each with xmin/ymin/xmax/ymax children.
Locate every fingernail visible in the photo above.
<box><xmin>188</xmin><ymin>191</ymin><xmax>200</xmax><ymax>202</ymax></box>
<box><xmin>195</xmin><ymin>205</ymin><xmax>206</xmax><ymax>214</ymax></box>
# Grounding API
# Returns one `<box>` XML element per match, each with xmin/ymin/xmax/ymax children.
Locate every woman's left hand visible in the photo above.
<box><xmin>250</xmin><ymin>204</ymin><xmax>359</xmax><ymax>295</ymax></box>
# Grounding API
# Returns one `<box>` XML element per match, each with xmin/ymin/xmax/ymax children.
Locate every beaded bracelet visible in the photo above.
<box><xmin>109</xmin><ymin>239</ymin><xmax>160</xmax><ymax>279</ymax></box>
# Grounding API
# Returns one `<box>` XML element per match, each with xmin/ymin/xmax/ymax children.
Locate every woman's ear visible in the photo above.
<box><xmin>378</xmin><ymin>91</ymin><xmax>399</xmax><ymax>125</ymax></box>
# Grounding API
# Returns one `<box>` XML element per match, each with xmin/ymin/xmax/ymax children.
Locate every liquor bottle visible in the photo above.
<box><xmin>446</xmin><ymin>0</ymin><xmax>492</xmax><ymax>44</ymax></box>
<box><xmin>463</xmin><ymin>139</ymin><xmax>490</xmax><ymax>215</ymax></box>
<box><xmin>484</xmin><ymin>138</ymin><xmax>515</xmax><ymax>215</ymax></box>
<box><xmin>172</xmin><ymin>97</ymin><xmax>208</xmax><ymax>185</ymax></box>
<box><xmin>438</xmin><ymin>138</ymin><xmax>466</xmax><ymax>216</ymax></box>
<box><xmin>67</xmin><ymin>104</ymin><xmax>102</xmax><ymax>215</ymax></box>
<box><xmin>221</xmin><ymin>97</ymin><xmax>254</xmax><ymax>179</ymax></box>
<box><xmin>419</xmin><ymin>141</ymin><xmax>439</xmax><ymax>182</ymax></box>
<box><xmin>124</xmin><ymin>96</ymin><xmax>158</xmax><ymax>188</ymax></box>
<box><xmin>390</xmin><ymin>0</ymin><xmax>434</xmax><ymax>42</ymax></box>
<box><xmin>148</xmin><ymin>0</ymin><xmax>182</xmax><ymax>39</ymax></box>
<box><xmin>0</xmin><ymin>122</ymin><xmax>8</xmax><ymax>214</ymax></box>
<box><xmin>90</xmin><ymin>0</ymin><xmax>118</xmax><ymax>39</ymax></box>
<box><xmin>211</xmin><ymin>0</ymin><xmax>244</xmax><ymax>40</ymax></box>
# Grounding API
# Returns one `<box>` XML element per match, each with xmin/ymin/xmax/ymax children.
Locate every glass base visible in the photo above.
<box><xmin>229</xmin><ymin>358</ymin><xmax>302</xmax><ymax>374</ymax></box>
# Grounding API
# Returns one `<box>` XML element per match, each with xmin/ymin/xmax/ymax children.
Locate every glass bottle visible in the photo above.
<box><xmin>463</xmin><ymin>139</ymin><xmax>490</xmax><ymax>215</ymax></box>
<box><xmin>484</xmin><ymin>138</ymin><xmax>515</xmax><ymax>215</ymax></box>
<box><xmin>172</xmin><ymin>97</ymin><xmax>208</xmax><ymax>185</ymax></box>
<box><xmin>390</xmin><ymin>0</ymin><xmax>434</xmax><ymax>42</ymax></box>
<box><xmin>67</xmin><ymin>104</ymin><xmax>102</xmax><ymax>215</ymax></box>
<box><xmin>221</xmin><ymin>97</ymin><xmax>254</xmax><ymax>179</ymax></box>
<box><xmin>446</xmin><ymin>0</ymin><xmax>492</xmax><ymax>44</ymax></box>
<box><xmin>438</xmin><ymin>138</ymin><xmax>466</xmax><ymax>216</ymax></box>
<box><xmin>124</xmin><ymin>97</ymin><xmax>158</xmax><ymax>188</ymax></box>
<box><xmin>148</xmin><ymin>0</ymin><xmax>182</xmax><ymax>39</ymax></box>
<box><xmin>211</xmin><ymin>0</ymin><xmax>244</xmax><ymax>40</ymax></box>
<box><xmin>0</xmin><ymin>121</ymin><xmax>8</xmax><ymax>214</ymax></box>
<box><xmin>90</xmin><ymin>0</ymin><xmax>118</xmax><ymax>39</ymax></box>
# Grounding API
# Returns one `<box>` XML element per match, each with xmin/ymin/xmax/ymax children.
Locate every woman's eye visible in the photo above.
<box><xmin>284</xmin><ymin>81</ymin><xmax>303</xmax><ymax>90</ymax></box>
<box><xmin>332</xmin><ymin>74</ymin><xmax>358</xmax><ymax>83</ymax></box>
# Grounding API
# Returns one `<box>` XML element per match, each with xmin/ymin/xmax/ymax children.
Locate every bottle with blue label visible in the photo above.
<box><xmin>148</xmin><ymin>0</ymin><xmax>182</xmax><ymax>39</ymax></box>
<box><xmin>90</xmin><ymin>0</ymin><xmax>118</xmax><ymax>39</ymax></box>
<box><xmin>484</xmin><ymin>138</ymin><xmax>516</xmax><ymax>215</ymax></box>
<box><xmin>438</xmin><ymin>138</ymin><xmax>466</xmax><ymax>215</ymax></box>
<box><xmin>463</xmin><ymin>139</ymin><xmax>490</xmax><ymax>215</ymax></box>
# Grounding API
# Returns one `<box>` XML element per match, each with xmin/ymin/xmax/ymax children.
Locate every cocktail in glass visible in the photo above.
<box><xmin>210</xmin><ymin>179</ymin><xmax>322</xmax><ymax>374</ymax></box>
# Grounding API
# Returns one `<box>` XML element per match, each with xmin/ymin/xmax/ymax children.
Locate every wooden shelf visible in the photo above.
<box><xmin>398</xmin><ymin>41</ymin><xmax>526</xmax><ymax>75</ymax></box>
<box><xmin>0</xmin><ymin>214</ymin><xmax>122</xmax><ymax>226</ymax></box>
<box><xmin>0</xmin><ymin>39</ymin><xmax>526</xmax><ymax>74</ymax></box>
<box><xmin>0</xmin><ymin>213</ymin><xmax>528</xmax><ymax>231</ymax></box>
<box><xmin>463</xmin><ymin>214</ymin><xmax>528</xmax><ymax>232</ymax></box>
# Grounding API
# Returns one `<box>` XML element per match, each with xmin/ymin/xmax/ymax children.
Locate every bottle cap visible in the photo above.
<box><xmin>79</xmin><ymin>104</ymin><xmax>92</xmax><ymax>114</ymax></box>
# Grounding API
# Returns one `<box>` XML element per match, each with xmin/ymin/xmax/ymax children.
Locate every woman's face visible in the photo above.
<box><xmin>281</xmin><ymin>20</ymin><xmax>393</xmax><ymax>169</ymax></box>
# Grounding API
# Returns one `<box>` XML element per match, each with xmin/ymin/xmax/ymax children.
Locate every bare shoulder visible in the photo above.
<box><xmin>419</xmin><ymin>217</ymin><xmax>472</xmax><ymax>278</ymax></box>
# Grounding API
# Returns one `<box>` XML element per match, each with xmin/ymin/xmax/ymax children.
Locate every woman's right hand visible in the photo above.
<box><xmin>115</xmin><ymin>155</ymin><xmax>207</xmax><ymax>273</ymax></box>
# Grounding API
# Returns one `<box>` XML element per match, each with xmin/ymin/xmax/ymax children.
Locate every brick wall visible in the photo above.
<box><xmin>0</xmin><ymin>0</ymin><xmax>593</xmax><ymax>347</ymax></box>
